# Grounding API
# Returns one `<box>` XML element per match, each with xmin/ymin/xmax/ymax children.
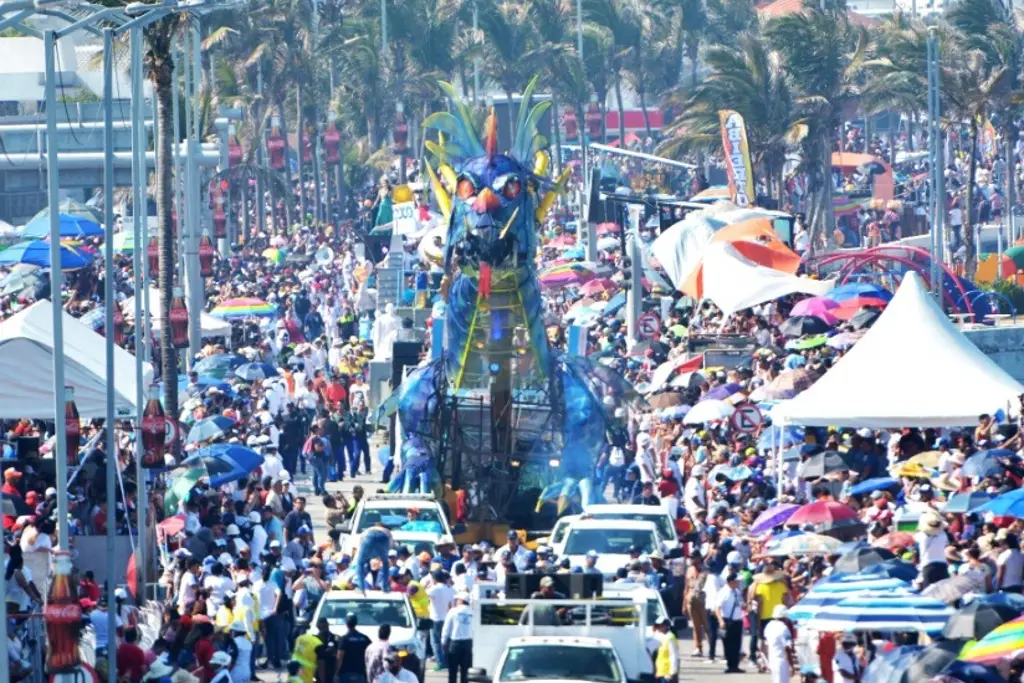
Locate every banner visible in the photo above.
<box><xmin>719</xmin><ymin>110</ymin><xmax>756</xmax><ymax>208</ymax></box>
<box><xmin>981</xmin><ymin>119</ymin><xmax>998</xmax><ymax>161</ymax></box>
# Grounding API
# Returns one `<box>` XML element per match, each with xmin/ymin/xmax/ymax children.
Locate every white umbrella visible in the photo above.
<box><xmin>682</xmin><ymin>399</ymin><xmax>735</xmax><ymax>424</ymax></box>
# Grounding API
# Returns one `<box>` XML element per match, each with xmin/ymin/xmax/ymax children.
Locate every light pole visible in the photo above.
<box><xmin>926</xmin><ymin>24</ymin><xmax>944</xmax><ymax>304</ymax></box>
<box><xmin>472</xmin><ymin>0</ymin><xmax>480</xmax><ymax>103</ymax></box>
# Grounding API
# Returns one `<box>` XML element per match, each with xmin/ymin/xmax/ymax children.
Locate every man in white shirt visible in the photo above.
<box><xmin>249</xmin><ymin>511</ymin><xmax>268</xmax><ymax>560</ymax></box>
<box><xmin>441</xmin><ymin>592</ymin><xmax>474</xmax><ymax>683</ymax></box>
<box><xmin>496</xmin><ymin>530</ymin><xmax>530</xmax><ymax>572</ymax></box>
<box><xmin>715</xmin><ymin>572</ymin><xmax>745</xmax><ymax>674</ymax></box>
<box><xmin>378</xmin><ymin>651</ymin><xmax>418</xmax><ymax>683</ymax></box>
<box><xmin>261</xmin><ymin>441</ymin><xmax>284</xmax><ymax>481</ymax></box>
<box><xmin>427</xmin><ymin>573</ymin><xmax>456</xmax><ymax>670</ymax></box>
<box><xmin>683</xmin><ymin>467</ymin><xmax>707</xmax><ymax>518</ymax></box>
<box><xmin>177</xmin><ymin>558</ymin><xmax>201</xmax><ymax>615</ymax></box>
<box><xmin>833</xmin><ymin>633</ymin><xmax>862</xmax><ymax>683</ymax></box>
<box><xmin>763</xmin><ymin>606</ymin><xmax>794</xmax><ymax>683</ymax></box>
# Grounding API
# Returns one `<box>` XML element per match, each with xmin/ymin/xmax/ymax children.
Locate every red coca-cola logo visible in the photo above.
<box><xmin>45</xmin><ymin>602</ymin><xmax>82</xmax><ymax>623</ymax></box>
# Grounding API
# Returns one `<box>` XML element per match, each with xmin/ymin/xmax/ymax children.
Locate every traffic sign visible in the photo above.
<box><xmin>730</xmin><ymin>403</ymin><xmax>763</xmax><ymax>434</ymax></box>
<box><xmin>393</xmin><ymin>201</ymin><xmax>417</xmax><ymax>235</ymax></box>
<box><xmin>638</xmin><ymin>313</ymin><xmax>660</xmax><ymax>339</ymax></box>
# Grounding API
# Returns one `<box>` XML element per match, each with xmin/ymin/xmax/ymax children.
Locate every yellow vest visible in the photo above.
<box><xmin>655</xmin><ymin>632</ymin><xmax>678</xmax><ymax>679</ymax></box>
<box><xmin>214</xmin><ymin>605</ymin><xmax>233</xmax><ymax>632</ymax></box>
<box><xmin>408</xmin><ymin>581</ymin><xmax>429</xmax><ymax>619</ymax></box>
<box><xmin>292</xmin><ymin>632</ymin><xmax>322</xmax><ymax>669</ymax></box>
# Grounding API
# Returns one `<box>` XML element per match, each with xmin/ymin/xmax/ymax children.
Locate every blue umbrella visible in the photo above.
<box><xmin>177</xmin><ymin>375</ymin><xmax>231</xmax><ymax>396</ymax></box>
<box><xmin>186</xmin><ymin>415</ymin><xmax>236</xmax><ymax>444</ymax></box>
<box><xmin>193</xmin><ymin>353</ymin><xmax>247</xmax><ymax>379</ymax></box>
<box><xmin>0</xmin><ymin>240</ymin><xmax>92</xmax><ymax>270</ymax></box>
<box><xmin>863</xmin><ymin>645</ymin><xmax>923</xmax><ymax>683</ymax></box>
<box><xmin>604</xmin><ymin>292</ymin><xmax>626</xmax><ymax>315</ymax></box>
<box><xmin>963</xmin><ymin>449</ymin><xmax>1020</xmax><ymax>478</ymax></box>
<box><xmin>657</xmin><ymin>404</ymin><xmax>690</xmax><ymax>420</ymax></box>
<box><xmin>759</xmin><ymin>426</ymin><xmax>806</xmax><ymax>451</ymax></box>
<box><xmin>184</xmin><ymin>443</ymin><xmax>263</xmax><ymax>488</ymax></box>
<box><xmin>856</xmin><ymin>559</ymin><xmax>919</xmax><ymax>583</ymax></box>
<box><xmin>807</xmin><ymin>593</ymin><xmax>953</xmax><ymax>634</ymax></box>
<box><xmin>788</xmin><ymin>574</ymin><xmax>910</xmax><ymax>621</ymax></box>
<box><xmin>939</xmin><ymin>661</ymin><xmax>1004</xmax><ymax>683</ymax></box>
<box><xmin>944</xmin><ymin>490</ymin><xmax>994</xmax><ymax>513</ymax></box>
<box><xmin>702</xmin><ymin>382</ymin><xmax>742</xmax><ymax>401</ymax></box>
<box><xmin>849</xmin><ymin>477</ymin><xmax>900</xmax><ymax>497</ymax></box>
<box><xmin>21</xmin><ymin>212</ymin><xmax>103</xmax><ymax>239</ymax></box>
<box><xmin>710</xmin><ymin>464</ymin><xmax>753</xmax><ymax>482</ymax></box>
<box><xmin>234</xmin><ymin>361</ymin><xmax>280</xmax><ymax>382</ymax></box>
<box><xmin>976</xmin><ymin>488</ymin><xmax>1024</xmax><ymax>517</ymax></box>
<box><xmin>827</xmin><ymin>282</ymin><xmax>893</xmax><ymax>303</ymax></box>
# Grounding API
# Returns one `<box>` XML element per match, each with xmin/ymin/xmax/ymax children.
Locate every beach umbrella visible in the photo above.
<box><xmin>234</xmin><ymin>361</ymin><xmax>280</xmax><ymax>382</ymax></box>
<box><xmin>548</xmin><ymin>234</ymin><xmax>576</xmax><ymax>247</ymax></box>
<box><xmin>786</xmin><ymin>334</ymin><xmax>829</xmax><ymax>351</ymax></box>
<box><xmin>683</xmin><ymin>399</ymin><xmax>735</xmax><ymax>424</ymax></box>
<box><xmin>779</xmin><ymin>315</ymin><xmax>832</xmax><ymax>337</ymax></box>
<box><xmin>817</xmin><ymin>518</ymin><xmax>868</xmax><ymax>541</ymax></box>
<box><xmin>849</xmin><ymin>477</ymin><xmax>900</xmax><ymax>497</ymax></box>
<box><xmin>963</xmin><ymin>449</ymin><xmax>1020</xmax><ymax>479</ymax></box>
<box><xmin>750</xmin><ymin>503</ymin><xmax>799</xmax><ymax>536</ymax></box>
<box><xmin>873</xmin><ymin>531</ymin><xmax>916</xmax><ymax>552</ymax></box>
<box><xmin>646</xmin><ymin>391</ymin><xmax>688</xmax><ymax>409</ymax></box>
<box><xmin>961</xmin><ymin>616</ymin><xmax>1024</xmax><ymax>665</ymax></box>
<box><xmin>604</xmin><ymin>292</ymin><xmax>626</xmax><ymax>315</ymax></box>
<box><xmin>31</xmin><ymin>198</ymin><xmax>102</xmax><ymax>224</ymax></box>
<box><xmin>865</xmin><ymin>646</ymin><xmax>924</xmax><ymax>683</ymax></box>
<box><xmin>538</xmin><ymin>262</ymin><xmax>598</xmax><ymax>289</ymax></box>
<box><xmin>807</xmin><ymin>593</ymin><xmax>954</xmax><ymax>634</ymax></box>
<box><xmin>976</xmin><ymin>489</ymin><xmax>1024</xmax><ymax>518</ymax></box>
<box><xmin>562</xmin><ymin>246</ymin><xmax>585</xmax><ymax>259</ymax></box>
<box><xmin>858</xmin><ymin>559</ymin><xmax>920</xmax><ymax>583</ymax></box>
<box><xmin>906</xmin><ymin>640</ymin><xmax>971</xmax><ymax>681</ymax></box>
<box><xmin>787</xmin><ymin>575</ymin><xmax>909</xmax><ymax>621</ymax></box>
<box><xmin>766</xmin><ymin>532</ymin><xmax>842</xmax><ymax>557</ymax></box>
<box><xmin>789</xmin><ymin>500</ymin><xmax>859</xmax><ymax>527</ymax></box>
<box><xmin>578</xmin><ymin>278</ymin><xmax>617</xmax><ymax>297</ymax></box>
<box><xmin>833</xmin><ymin>546</ymin><xmax>896</xmax><ymax>573</ymax></box>
<box><xmin>798</xmin><ymin>451</ymin><xmax>860</xmax><ymax>479</ymax></box>
<box><xmin>827</xmin><ymin>330</ymin><xmax>866</xmax><ymax>349</ymax></box>
<box><xmin>186</xmin><ymin>415</ymin><xmax>235</xmax><ymax>444</ymax></box>
<box><xmin>791</xmin><ymin>296</ymin><xmax>840</xmax><ymax>318</ymax></box>
<box><xmin>850</xmin><ymin>307</ymin><xmax>882</xmax><ymax>329</ymax></box>
<box><xmin>937</xmin><ymin>661</ymin><xmax>1004</xmax><ymax>683</ymax></box>
<box><xmin>944</xmin><ymin>491</ymin><xmax>995</xmax><ymax>514</ymax></box>
<box><xmin>834</xmin><ymin>297</ymin><xmax>889</xmax><ymax>321</ymax></box>
<box><xmin>176</xmin><ymin>375</ymin><xmax>231</xmax><ymax>395</ymax></box>
<box><xmin>210</xmin><ymin>297</ymin><xmax>278</xmax><ymax>320</ymax></box>
<box><xmin>759</xmin><ymin>426</ymin><xmax>806</xmax><ymax>451</ymax></box>
<box><xmin>0</xmin><ymin>239</ymin><xmax>92</xmax><ymax>270</ymax></box>
<box><xmin>1005</xmin><ymin>245</ymin><xmax>1024</xmax><ymax>270</ymax></box>
<box><xmin>193</xmin><ymin>353</ymin><xmax>247</xmax><ymax>379</ymax></box>
<box><xmin>924</xmin><ymin>575</ymin><xmax>986</xmax><ymax>606</ymax></box>
<box><xmin>262</xmin><ymin>247</ymin><xmax>286</xmax><ymax>265</ymax></box>
<box><xmin>973</xmin><ymin>592</ymin><xmax>1024</xmax><ymax>612</ymax></box>
<box><xmin>750</xmin><ymin>368</ymin><xmax>819</xmax><ymax>401</ymax></box>
<box><xmin>907</xmin><ymin>450</ymin><xmax>943</xmax><ymax>469</ymax></box>
<box><xmin>710</xmin><ymin>464</ymin><xmax>753</xmax><ymax>482</ymax></box>
<box><xmin>702</xmin><ymin>381</ymin><xmax>743</xmax><ymax>401</ymax></box>
<box><xmin>942</xmin><ymin>599</ymin><xmax>1017</xmax><ymax>640</ymax></box>
<box><xmin>657</xmin><ymin>404</ymin><xmax>691</xmax><ymax>420</ymax></box>
<box><xmin>826</xmin><ymin>282</ymin><xmax>893</xmax><ymax>303</ymax></box>
<box><xmin>183</xmin><ymin>443</ymin><xmax>263</xmax><ymax>488</ymax></box>
<box><xmin>21</xmin><ymin>212</ymin><xmax>103</xmax><ymax>240</ymax></box>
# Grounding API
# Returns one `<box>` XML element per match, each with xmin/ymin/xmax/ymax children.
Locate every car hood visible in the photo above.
<box><xmin>567</xmin><ymin>554</ymin><xmax>630</xmax><ymax>576</ymax></box>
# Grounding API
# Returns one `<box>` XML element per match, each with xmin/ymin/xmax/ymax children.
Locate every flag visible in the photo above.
<box><xmin>163</xmin><ymin>465</ymin><xmax>206</xmax><ymax>516</ymax></box>
<box><xmin>719</xmin><ymin>110</ymin><xmax>756</xmax><ymax>208</ymax></box>
<box><xmin>126</xmin><ymin>551</ymin><xmax>137</xmax><ymax>598</ymax></box>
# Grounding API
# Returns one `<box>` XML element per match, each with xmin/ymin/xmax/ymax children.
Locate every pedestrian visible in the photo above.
<box><xmin>683</xmin><ymin>552</ymin><xmax>709</xmax><ymax>658</ymax></box>
<box><xmin>716</xmin><ymin>572</ymin><xmax>745</xmax><ymax>674</ymax></box>
<box><xmin>427</xmin><ymin>569</ymin><xmax>455</xmax><ymax>670</ymax></box>
<box><xmin>364</xmin><ymin>624</ymin><xmax>392</xmax><ymax>683</ymax></box>
<box><xmin>763</xmin><ymin>607</ymin><xmax>794</xmax><ymax>683</ymax></box>
<box><xmin>337</xmin><ymin>612</ymin><xmax>372</xmax><ymax>683</ymax></box>
<box><xmin>653</xmin><ymin>617</ymin><xmax>679</xmax><ymax>683</ymax></box>
<box><xmin>441</xmin><ymin>592</ymin><xmax>473</xmax><ymax>683</ymax></box>
<box><xmin>314</xmin><ymin>617</ymin><xmax>340</xmax><ymax>683</ymax></box>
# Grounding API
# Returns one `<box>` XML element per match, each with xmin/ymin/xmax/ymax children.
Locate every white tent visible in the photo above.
<box><xmin>123</xmin><ymin>288</ymin><xmax>231</xmax><ymax>338</ymax></box>
<box><xmin>700</xmin><ymin>242</ymin><xmax>834</xmax><ymax>317</ymax></box>
<box><xmin>772</xmin><ymin>272</ymin><xmax>1024</xmax><ymax>428</ymax></box>
<box><xmin>0</xmin><ymin>300</ymin><xmax>153</xmax><ymax>419</ymax></box>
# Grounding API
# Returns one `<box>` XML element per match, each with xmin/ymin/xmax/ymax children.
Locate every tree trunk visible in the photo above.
<box><xmin>638</xmin><ymin>87</ymin><xmax>652</xmax><ymax>143</ymax></box>
<box><xmin>296</xmin><ymin>86</ymin><xmax>306</xmax><ymax>225</ymax></box>
<box><xmin>550</xmin><ymin>89</ymin><xmax>563</xmax><ymax>177</ymax></box>
<box><xmin>277</xmin><ymin>97</ymin><xmax>295</xmax><ymax>231</ymax></box>
<box><xmin>241</xmin><ymin>175</ymin><xmax>251</xmax><ymax>246</ymax></box>
<box><xmin>965</xmin><ymin>118</ymin><xmax>979</xmax><ymax>279</ymax></box>
<box><xmin>689</xmin><ymin>44</ymin><xmax>703</xmax><ymax>171</ymax></box>
<box><xmin>152</xmin><ymin>50</ymin><xmax>178</xmax><ymax>423</ymax></box>
<box><xmin>820</xmin><ymin>137</ymin><xmax>834</xmax><ymax>253</ymax></box>
<box><xmin>613</xmin><ymin>72</ymin><xmax>626</xmax><ymax>146</ymax></box>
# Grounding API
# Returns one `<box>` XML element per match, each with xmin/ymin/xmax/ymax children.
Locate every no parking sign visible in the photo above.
<box><xmin>638</xmin><ymin>313</ymin><xmax>660</xmax><ymax>339</ymax></box>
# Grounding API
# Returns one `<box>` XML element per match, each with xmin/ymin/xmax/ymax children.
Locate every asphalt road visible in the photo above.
<box><xmin>289</xmin><ymin>440</ymin><xmax>771</xmax><ymax>683</ymax></box>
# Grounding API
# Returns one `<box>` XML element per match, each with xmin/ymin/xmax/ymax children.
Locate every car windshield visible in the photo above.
<box><xmin>563</xmin><ymin>528</ymin><xmax>657</xmax><ymax>556</ymax></box>
<box><xmin>551</xmin><ymin>519</ymin><xmax>574</xmax><ymax>545</ymax></box>
<box><xmin>317</xmin><ymin>599</ymin><xmax>412</xmax><ymax>629</ymax></box>
<box><xmin>588</xmin><ymin>512</ymin><xmax>675</xmax><ymax>541</ymax></box>
<box><xmin>356</xmin><ymin>506</ymin><xmax>445</xmax><ymax>533</ymax></box>
<box><xmin>499</xmin><ymin>645</ymin><xmax>621</xmax><ymax>683</ymax></box>
<box><xmin>395</xmin><ymin>539</ymin><xmax>437</xmax><ymax>558</ymax></box>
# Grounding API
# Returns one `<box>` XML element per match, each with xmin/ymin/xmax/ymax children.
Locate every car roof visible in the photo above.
<box><xmin>321</xmin><ymin>590</ymin><xmax>408</xmax><ymax>601</ymax></box>
<box><xmin>583</xmin><ymin>505</ymin><xmax>669</xmax><ymax>516</ymax></box>
<box><xmin>565</xmin><ymin>519</ymin><xmax>659</xmax><ymax>531</ymax></box>
<box><xmin>506</xmin><ymin>636</ymin><xmax>613</xmax><ymax>648</ymax></box>
<box><xmin>361</xmin><ymin>498</ymin><xmax>442</xmax><ymax>509</ymax></box>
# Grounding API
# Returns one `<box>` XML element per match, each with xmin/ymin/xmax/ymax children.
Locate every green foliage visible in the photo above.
<box><xmin>979</xmin><ymin>279</ymin><xmax>1024</xmax><ymax>315</ymax></box>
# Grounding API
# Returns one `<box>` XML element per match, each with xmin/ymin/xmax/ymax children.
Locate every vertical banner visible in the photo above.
<box><xmin>719</xmin><ymin>110</ymin><xmax>755</xmax><ymax>208</ymax></box>
<box><xmin>981</xmin><ymin>119</ymin><xmax>998</xmax><ymax>161</ymax></box>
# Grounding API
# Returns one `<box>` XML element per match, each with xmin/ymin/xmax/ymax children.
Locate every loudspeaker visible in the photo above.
<box><xmin>504</xmin><ymin>573</ymin><xmax>602</xmax><ymax>599</ymax></box>
<box><xmin>16</xmin><ymin>436</ymin><xmax>39</xmax><ymax>459</ymax></box>
<box><xmin>391</xmin><ymin>341</ymin><xmax>423</xmax><ymax>387</ymax></box>
<box><xmin>586</xmin><ymin>168</ymin><xmax>606</xmax><ymax>225</ymax></box>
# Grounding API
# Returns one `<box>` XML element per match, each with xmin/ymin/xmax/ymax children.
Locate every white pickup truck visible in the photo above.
<box><xmin>468</xmin><ymin>597</ymin><xmax>653</xmax><ymax>683</ymax></box>
<box><xmin>338</xmin><ymin>493</ymin><xmax>466</xmax><ymax>556</ymax></box>
<box><xmin>487</xmin><ymin>636</ymin><xmax>629</xmax><ymax>683</ymax></box>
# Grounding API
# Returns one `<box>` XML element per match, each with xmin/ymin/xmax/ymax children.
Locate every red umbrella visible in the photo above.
<box><xmin>596</xmin><ymin>222</ymin><xmax>621</xmax><ymax>236</ymax></box>
<box><xmin>579</xmin><ymin>278</ymin><xmax>617</xmax><ymax>296</ymax></box>
<box><xmin>872</xmin><ymin>531</ymin><xmax>916</xmax><ymax>552</ymax></box>
<box><xmin>787</xmin><ymin>501</ymin><xmax>858</xmax><ymax>527</ymax></box>
<box><xmin>833</xmin><ymin>297</ymin><xmax>889</xmax><ymax>321</ymax></box>
<box><xmin>549</xmin><ymin>234</ymin><xmax>576</xmax><ymax>247</ymax></box>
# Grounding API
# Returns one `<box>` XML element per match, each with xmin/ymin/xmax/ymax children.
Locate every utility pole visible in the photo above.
<box><xmin>473</xmin><ymin>0</ymin><xmax>480</xmax><ymax>103</ymax></box>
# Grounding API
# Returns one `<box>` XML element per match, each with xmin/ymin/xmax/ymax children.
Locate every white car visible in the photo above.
<box><xmin>490</xmin><ymin>636</ymin><xmax>627</xmax><ymax>683</ymax></box>
<box><xmin>340</xmin><ymin>493</ymin><xmax>464</xmax><ymax>555</ymax></box>
<box><xmin>579</xmin><ymin>504</ymin><xmax>681</xmax><ymax>550</ymax></box>
<box><xmin>541</xmin><ymin>514</ymin><xmax>579</xmax><ymax>557</ymax></box>
<box><xmin>310</xmin><ymin>590</ymin><xmax>427</xmax><ymax>664</ymax></box>
<box><xmin>391</xmin><ymin>531</ymin><xmax>439</xmax><ymax>559</ymax></box>
<box><xmin>560</xmin><ymin>519</ymin><xmax>665</xmax><ymax>578</ymax></box>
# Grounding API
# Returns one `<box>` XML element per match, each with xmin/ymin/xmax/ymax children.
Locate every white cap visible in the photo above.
<box><xmin>218</xmin><ymin>552</ymin><xmax>233</xmax><ymax>566</ymax></box>
<box><xmin>248</xmin><ymin>511</ymin><xmax>261</xmax><ymax>524</ymax></box>
<box><xmin>226</xmin><ymin>524</ymin><xmax>240</xmax><ymax>536</ymax></box>
<box><xmin>210</xmin><ymin>652</ymin><xmax>232</xmax><ymax>667</ymax></box>
<box><xmin>727</xmin><ymin>551</ymin><xmax>743</xmax><ymax>565</ymax></box>
<box><xmin>114</xmin><ymin>587</ymin><xmax>128</xmax><ymax>599</ymax></box>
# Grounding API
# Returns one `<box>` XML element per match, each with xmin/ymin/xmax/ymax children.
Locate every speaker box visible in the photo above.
<box><xmin>391</xmin><ymin>341</ymin><xmax>423</xmax><ymax>387</ymax></box>
<box><xmin>504</xmin><ymin>572</ymin><xmax>602</xmax><ymax>599</ymax></box>
<box><xmin>16</xmin><ymin>436</ymin><xmax>39</xmax><ymax>459</ymax></box>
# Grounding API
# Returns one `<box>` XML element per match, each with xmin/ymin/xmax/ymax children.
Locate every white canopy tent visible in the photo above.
<box><xmin>0</xmin><ymin>300</ymin><xmax>153</xmax><ymax>418</ymax></box>
<box><xmin>772</xmin><ymin>272</ymin><xmax>1024</xmax><ymax>428</ymax></box>
<box><xmin>699</xmin><ymin>242</ymin><xmax>835</xmax><ymax>317</ymax></box>
<box><xmin>123</xmin><ymin>288</ymin><xmax>231</xmax><ymax>338</ymax></box>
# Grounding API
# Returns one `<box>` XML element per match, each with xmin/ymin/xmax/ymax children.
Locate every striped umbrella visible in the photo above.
<box><xmin>749</xmin><ymin>368</ymin><xmax>819</xmax><ymax>401</ymax></box>
<box><xmin>788</xmin><ymin>575</ymin><xmax>910</xmax><ymax>622</ymax></box>
<box><xmin>807</xmin><ymin>593</ymin><xmax>954</xmax><ymax>634</ymax></box>
<box><xmin>960</xmin><ymin>616</ymin><xmax>1024</xmax><ymax>665</ymax></box>
<box><xmin>210</xmin><ymin>297</ymin><xmax>278</xmax><ymax>320</ymax></box>
<box><xmin>765</xmin><ymin>532</ymin><xmax>842</xmax><ymax>557</ymax></box>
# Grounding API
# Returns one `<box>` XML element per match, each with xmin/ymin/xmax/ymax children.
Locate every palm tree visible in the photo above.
<box><xmin>584</xmin><ymin>0</ymin><xmax>644</xmax><ymax>145</ymax></box>
<box><xmin>478</xmin><ymin>1</ymin><xmax>536</xmax><ymax>134</ymax></box>
<box><xmin>657</xmin><ymin>32</ymin><xmax>807</xmax><ymax>200</ymax></box>
<box><xmin>527</xmin><ymin>0</ymin><xmax>578</xmax><ymax>172</ymax></box>
<box><xmin>766</xmin><ymin>2</ymin><xmax>868</xmax><ymax>252</ymax></box>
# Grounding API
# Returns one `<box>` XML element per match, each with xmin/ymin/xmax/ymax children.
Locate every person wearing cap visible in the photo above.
<box><xmin>584</xmin><ymin>550</ymin><xmax>601</xmax><ymax>575</ymax></box>
<box><xmin>207</xmin><ymin>651</ymin><xmax>234</xmax><ymax>683</ymax></box>
<box><xmin>440</xmin><ymin>592</ymin><xmax>473</xmax><ymax>683</ymax></box>
<box><xmin>493</xmin><ymin>529</ymin><xmax>528</xmax><ymax>573</ymax></box>
<box><xmin>653</xmin><ymin>617</ymin><xmax>679</xmax><ymax>683</ymax></box>
<box><xmin>763</xmin><ymin>606</ymin><xmax>794</xmax><ymax>683</ymax></box>
<box><xmin>684</xmin><ymin>466</ymin><xmax>707</xmax><ymax>518</ymax></box>
<box><xmin>833</xmin><ymin>633</ymin><xmax>863</xmax><ymax>683</ymax></box>
<box><xmin>715</xmin><ymin>572</ymin><xmax>745</xmax><ymax>674</ymax></box>
<box><xmin>377</xmin><ymin>650</ymin><xmax>417</xmax><ymax>683</ymax></box>
<box><xmin>435</xmin><ymin>535</ymin><xmax>459</xmax><ymax>572</ymax></box>
<box><xmin>228</xmin><ymin>620</ymin><xmax>253</xmax><ymax>683</ymax></box>
<box><xmin>749</xmin><ymin>561</ymin><xmax>790</xmax><ymax>669</ymax></box>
